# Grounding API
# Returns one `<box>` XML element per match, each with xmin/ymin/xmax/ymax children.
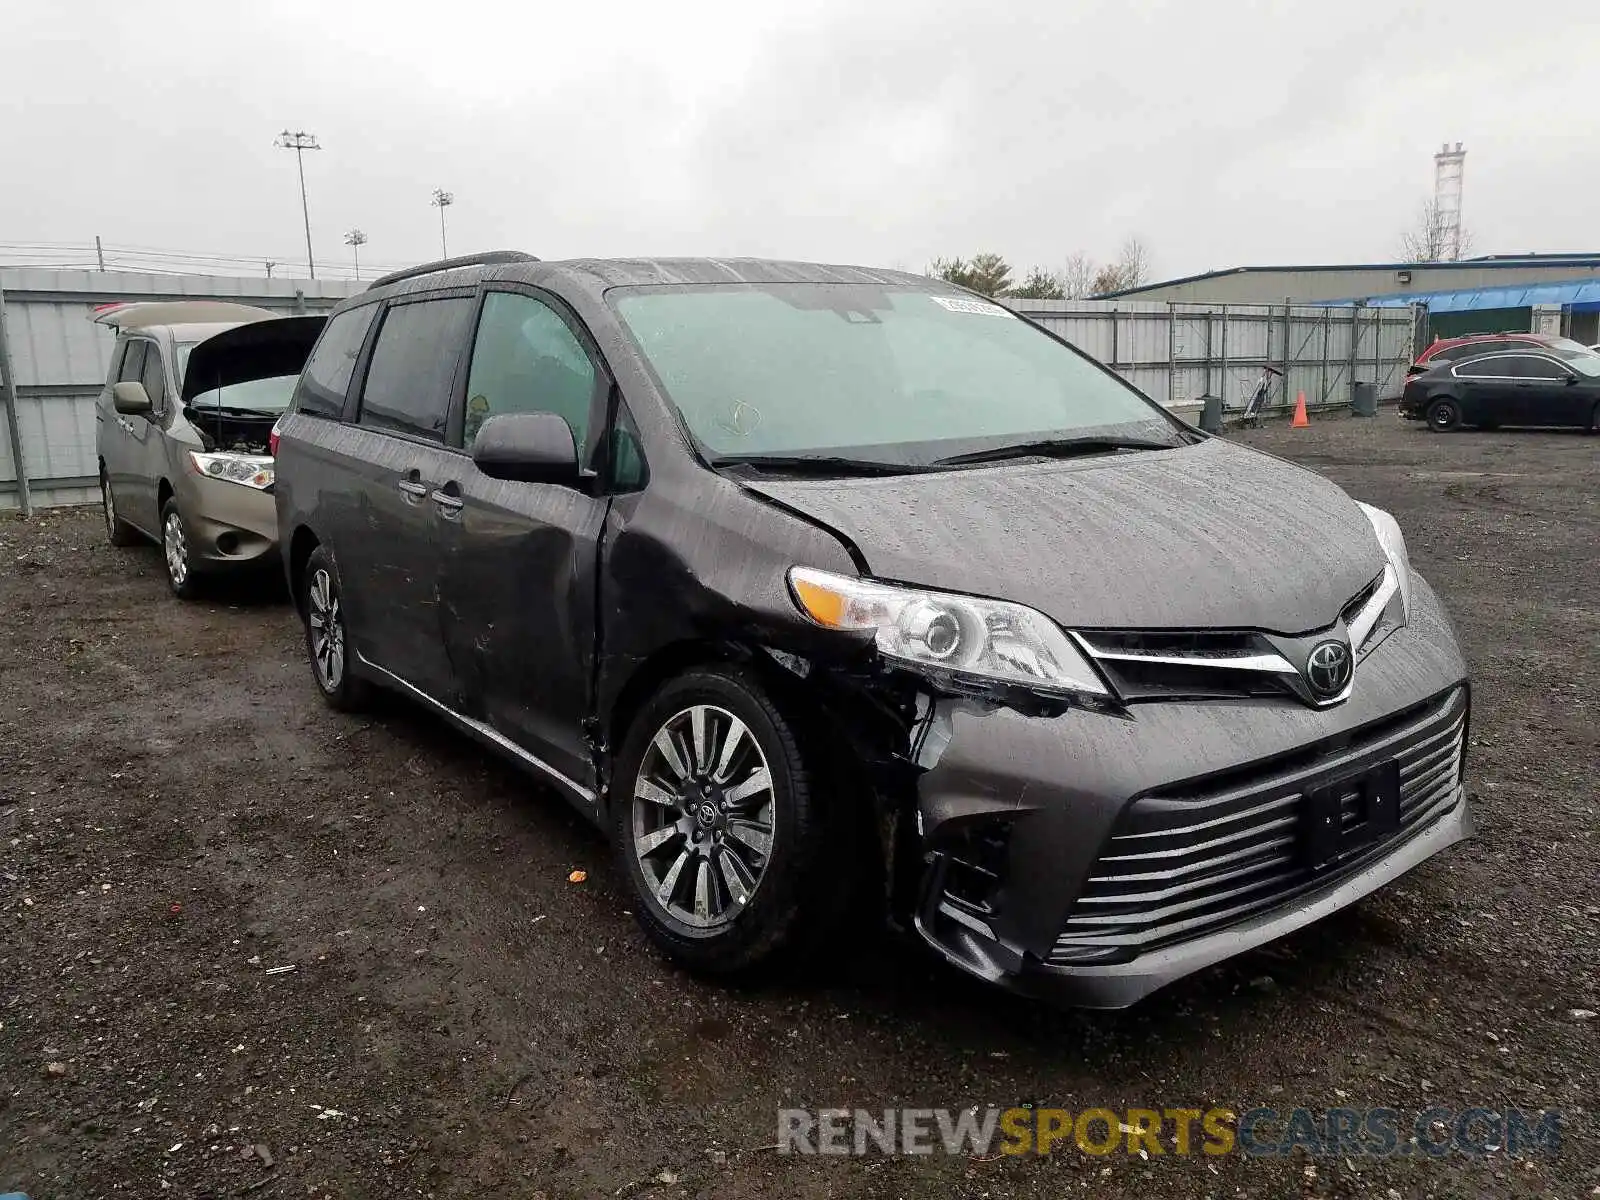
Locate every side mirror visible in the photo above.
<box><xmin>471</xmin><ymin>412</ymin><xmax>580</xmax><ymax>485</ymax></box>
<box><xmin>112</xmin><ymin>381</ymin><xmax>152</xmax><ymax>415</ymax></box>
<box><xmin>1565</xmin><ymin>373</ymin><xmax>1581</xmax><ymax>385</ymax></box>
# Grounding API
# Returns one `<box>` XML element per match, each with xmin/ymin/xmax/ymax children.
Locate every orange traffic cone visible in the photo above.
<box><xmin>1291</xmin><ymin>391</ymin><xmax>1310</xmax><ymax>428</ymax></box>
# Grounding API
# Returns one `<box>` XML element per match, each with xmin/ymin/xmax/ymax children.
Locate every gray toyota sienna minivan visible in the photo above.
<box><xmin>274</xmin><ymin>252</ymin><xmax>1471</xmax><ymax>1007</ymax></box>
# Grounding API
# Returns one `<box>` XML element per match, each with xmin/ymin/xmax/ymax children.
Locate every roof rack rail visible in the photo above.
<box><xmin>366</xmin><ymin>251</ymin><xmax>539</xmax><ymax>292</ymax></box>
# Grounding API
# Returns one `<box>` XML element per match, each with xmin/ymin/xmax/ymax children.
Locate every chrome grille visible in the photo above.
<box><xmin>1074</xmin><ymin>567</ymin><xmax>1397</xmax><ymax>705</ymax></box>
<box><xmin>1048</xmin><ymin>686</ymin><xmax>1466</xmax><ymax>964</ymax></box>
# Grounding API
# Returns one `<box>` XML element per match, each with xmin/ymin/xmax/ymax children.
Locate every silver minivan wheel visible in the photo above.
<box><xmin>100</xmin><ymin>471</ymin><xmax>139</xmax><ymax>547</ymax></box>
<box><xmin>164</xmin><ymin>511</ymin><xmax>188</xmax><ymax>586</ymax></box>
<box><xmin>163</xmin><ymin>508</ymin><xmax>188</xmax><ymax>585</ymax></box>
<box><xmin>160</xmin><ymin>500</ymin><xmax>202</xmax><ymax>598</ymax></box>
<box><xmin>631</xmin><ymin>703</ymin><xmax>777</xmax><ymax>930</ymax></box>
<box><xmin>307</xmin><ymin>567</ymin><xmax>346</xmax><ymax>692</ymax></box>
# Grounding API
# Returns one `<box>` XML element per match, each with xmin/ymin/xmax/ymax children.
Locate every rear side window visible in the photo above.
<box><xmin>462</xmin><ymin>291</ymin><xmax>597</xmax><ymax>451</ymax></box>
<box><xmin>1435</xmin><ymin>340</ymin><xmax>1511</xmax><ymax>362</ymax></box>
<box><xmin>359</xmin><ymin>297</ymin><xmax>474</xmax><ymax>442</ymax></box>
<box><xmin>297</xmin><ymin>304</ymin><xmax>378</xmax><ymax>417</ymax></box>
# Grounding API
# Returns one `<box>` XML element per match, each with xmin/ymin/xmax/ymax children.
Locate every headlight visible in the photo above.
<box><xmin>188</xmin><ymin>452</ymin><xmax>274</xmax><ymax>490</ymax></box>
<box><xmin>788</xmin><ymin>567</ymin><xmax>1109</xmax><ymax>700</ymax></box>
<box><xmin>1357</xmin><ymin>502</ymin><xmax>1412</xmax><ymax>622</ymax></box>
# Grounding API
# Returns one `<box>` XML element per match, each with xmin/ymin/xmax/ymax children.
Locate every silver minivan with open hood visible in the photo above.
<box><xmin>93</xmin><ymin>301</ymin><xmax>324</xmax><ymax>597</ymax></box>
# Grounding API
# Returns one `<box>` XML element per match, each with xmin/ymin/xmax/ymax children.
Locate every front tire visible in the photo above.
<box><xmin>1588</xmin><ymin>401</ymin><xmax>1600</xmax><ymax>436</ymax></box>
<box><xmin>301</xmin><ymin>545</ymin><xmax>368</xmax><ymax>711</ymax></box>
<box><xmin>161</xmin><ymin>500</ymin><xmax>203</xmax><ymax>599</ymax></box>
<box><xmin>1426</xmin><ymin>397</ymin><xmax>1461</xmax><ymax>432</ymax></box>
<box><xmin>101</xmin><ymin>470</ymin><xmax>140</xmax><ymax>547</ymax></box>
<box><xmin>611</xmin><ymin>665</ymin><xmax>848</xmax><ymax>974</ymax></box>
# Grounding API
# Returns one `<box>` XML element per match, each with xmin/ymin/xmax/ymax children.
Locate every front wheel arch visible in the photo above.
<box><xmin>609</xmin><ymin>660</ymin><xmax>857</xmax><ymax>973</ymax></box>
<box><xmin>287</xmin><ymin>525</ymin><xmax>321</xmax><ymax>620</ymax></box>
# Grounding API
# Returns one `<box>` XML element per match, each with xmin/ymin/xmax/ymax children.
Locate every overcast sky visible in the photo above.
<box><xmin>4</xmin><ymin>0</ymin><xmax>1599</xmax><ymax>282</ymax></box>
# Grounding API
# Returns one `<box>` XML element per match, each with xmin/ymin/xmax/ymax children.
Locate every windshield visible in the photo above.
<box><xmin>1565</xmin><ymin>354</ymin><xmax>1600</xmax><ymax>377</ymax></box>
<box><xmin>186</xmin><ymin>373</ymin><xmax>299</xmax><ymax>414</ymax></box>
<box><xmin>612</xmin><ymin>284</ymin><xmax>1179</xmax><ymax>466</ymax></box>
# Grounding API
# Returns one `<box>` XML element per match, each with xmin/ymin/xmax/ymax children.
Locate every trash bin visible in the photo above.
<box><xmin>1198</xmin><ymin>394</ymin><xmax>1223</xmax><ymax>433</ymax></box>
<box><xmin>1351</xmin><ymin>381</ymin><xmax>1378</xmax><ymax>417</ymax></box>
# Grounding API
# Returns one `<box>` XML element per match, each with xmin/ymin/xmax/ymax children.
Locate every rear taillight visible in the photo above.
<box><xmin>269</xmin><ymin>417</ymin><xmax>282</xmax><ymax>458</ymax></box>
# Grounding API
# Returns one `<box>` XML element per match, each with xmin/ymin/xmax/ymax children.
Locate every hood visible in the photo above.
<box><xmin>181</xmin><ymin>315</ymin><xmax>325</xmax><ymax>403</ymax></box>
<box><xmin>743</xmin><ymin>438</ymin><xmax>1385</xmax><ymax>634</ymax></box>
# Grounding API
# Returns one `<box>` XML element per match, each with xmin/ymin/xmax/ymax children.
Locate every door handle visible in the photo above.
<box><xmin>397</xmin><ymin>468</ymin><xmax>430</xmax><ymax>503</ymax></box>
<box><xmin>430</xmin><ymin>483</ymin><xmax>464</xmax><ymax>519</ymax></box>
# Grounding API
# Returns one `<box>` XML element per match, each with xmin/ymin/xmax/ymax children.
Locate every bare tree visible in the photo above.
<box><xmin>1083</xmin><ymin>237</ymin><xmax>1153</xmax><ymax>296</ymax></box>
<box><xmin>1057</xmin><ymin>252</ymin><xmax>1097</xmax><ymax>299</ymax></box>
<box><xmin>1398</xmin><ymin>199</ymin><xmax>1474</xmax><ymax>263</ymax></box>
<box><xmin>1115</xmin><ymin>236</ymin><xmax>1150</xmax><ymax>288</ymax></box>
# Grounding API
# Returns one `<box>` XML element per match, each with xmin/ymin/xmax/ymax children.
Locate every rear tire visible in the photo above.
<box><xmin>1426</xmin><ymin>398</ymin><xmax>1461</xmax><ymax>432</ymax></box>
<box><xmin>101</xmin><ymin>470</ymin><xmax>140</xmax><ymax>547</ymax></box>
<box><xmin>1588</xmin><ymin>402</ymin><xmax>1600</xmax><ymax>436</ymax></box>
<box><xmin>611</xmin><ymin>664</ymin><xmax>852</xmax><ymax>975</ymax></box>
<box><xmin>302</xmin><ymin>545</ymin><xmax>368</xmax><ymax>711</ymax></box>
<box><xmin>161</xmin><ymin>500</ymin><xmax>204</xmax><ymax>599</ymax></box>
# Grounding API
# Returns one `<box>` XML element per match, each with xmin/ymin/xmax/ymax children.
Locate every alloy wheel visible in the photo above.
<box><xmin>163</xmin><ymin>511</ymin><xmax>189</xmax><ymax>587</ymax></box>
<box><xmin>102</xmin><ymin>479</ymin><xmax>116</xmax><ymax>537</ymax></box>
<box><xmin>307</xmin><ymin>568</ymin><xmax>346</xmax><ymax>691</ymax></box>
<box><xmin>631</xmin><ymin>704</ymin><xmax>776</xmax><ymax>929</ymax></box>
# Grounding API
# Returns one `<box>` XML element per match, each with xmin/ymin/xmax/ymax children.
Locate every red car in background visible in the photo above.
<box><xmin>1408</xmin><ymin>331</ymin><xmax>1595</xmax><ymax>376</ymax></box>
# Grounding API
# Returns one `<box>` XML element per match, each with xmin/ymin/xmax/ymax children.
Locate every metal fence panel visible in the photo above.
<box><xmin>1007</xmin><ymin>298</ymin><xmax>1418</xmax><ymax>416</ymax></box>
<box><xmin>1</xmin><ymin>269</ymin><xmax>363</xmax><ymax>509</ymax></box>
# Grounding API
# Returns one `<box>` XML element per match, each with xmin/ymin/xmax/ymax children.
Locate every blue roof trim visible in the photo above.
<box><xmin>1316</xmin><ymin>280</ymin><xmax>1600</xmax><ymax>313</ymax></box>
<box><xmin>1099</xmin><ymin>253</ymin><xmax>1600</xmax><ymax>299</ymax></box>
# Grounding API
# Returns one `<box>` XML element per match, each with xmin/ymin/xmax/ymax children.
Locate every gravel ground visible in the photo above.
<box><xmin>1</xmin><ymin>413</ymin><xmax>1596</xmax><ymax>1199</ymax></box>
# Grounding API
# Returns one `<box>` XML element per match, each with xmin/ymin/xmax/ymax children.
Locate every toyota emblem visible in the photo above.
<box><xmin>1305</xmin><ymin>640</ymin><xmax>1353</xmax><ymax>699</ymax></box>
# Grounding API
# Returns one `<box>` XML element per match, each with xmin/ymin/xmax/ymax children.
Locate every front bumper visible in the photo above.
<box><xmin>909</xmin><ymin>575</ymin><xmax>1470</xmax><ymax>1008</ymax></box>
<box><xmin>176</xmin><ymin>473</ymin><xmax>280</xmax><ymax>570</ymax></box>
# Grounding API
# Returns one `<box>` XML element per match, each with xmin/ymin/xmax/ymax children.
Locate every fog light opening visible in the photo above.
<box><xmin>938</xmin><ymin>822</ymin><xmax>1013</xmax><ymax>917</ymax></box>
<box><xmin>216</xmin><ymin>532</ymin><xmax>239</xmax><ymax>556</ymax></box>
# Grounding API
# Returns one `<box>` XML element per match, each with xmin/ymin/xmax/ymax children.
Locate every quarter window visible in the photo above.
<box><xmin>298</xmin><ymin>304</ymin><xmax>379</xmax><ymax>417</ymax></box>
<box><xmin>140</xmin><ymin>342</ymin><xmax>168</xmax><ymax>414</ymax></box>
<box><xmin>462</xmin><ymin>291</ymin><xmax>597</xmax><ymax>451</ymax></box>
<box><xmin>359</xmin><ymin>297</ymin><xmax>474</xmax><ymax>441</ymax></box>
<box><xmin>116</xmin><ymin>339</ymin><xmax>147</xmax><ymax>384</ymax></box>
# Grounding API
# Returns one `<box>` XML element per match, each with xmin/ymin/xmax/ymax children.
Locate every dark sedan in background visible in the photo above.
<box><xmin>1401</xmin><ymin>347</ymin><xmax>1600</xmax><ymax>432</ymax></box>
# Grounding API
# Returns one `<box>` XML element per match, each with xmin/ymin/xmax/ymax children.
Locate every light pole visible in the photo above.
<box><xmin>275</xmin><ymin>130</ymin><xmax>322</xmax><ymax>278</ymax></box>
<box><xmin>343</xmin><ymin>229</ymin><xmax>368</xmax><ymax>280</ymax></box>
<box><xmin>431</xmin><ymin>188</ymin><xmax>454</xmax><ymax>258</ymax></box>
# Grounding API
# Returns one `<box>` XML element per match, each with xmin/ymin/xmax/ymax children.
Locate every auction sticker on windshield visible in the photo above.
<box><xmin>930</xmin><ymin>295</ymin><xmax>1014</xmax><ymax>316</ymax></box>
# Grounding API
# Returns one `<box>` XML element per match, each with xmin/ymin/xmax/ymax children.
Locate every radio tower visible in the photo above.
<box><xmin>1432</xmin><ymin>142</ymin><xmax>1466</xmax><ymax>261</ymax></box>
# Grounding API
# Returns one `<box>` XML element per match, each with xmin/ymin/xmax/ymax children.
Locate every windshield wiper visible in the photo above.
<box><xmin>187</xmin><ymin>403</ymin><xmax>277</xmax><ymax>417</ymax></box>
<box><xmin>930</xmin><ymin>435</ymin><xmax>1181</xmax><ymax>468</ymax></box>
<box><xmin>709</xmin><ymin>453</ymin><xmax>926</xmax><ymax>477</ymax></box>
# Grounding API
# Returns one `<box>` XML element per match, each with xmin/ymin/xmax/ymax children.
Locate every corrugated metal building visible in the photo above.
<box><xmin>1101</xmin><ymin>253</ymin><xmax>1600</xmax><ymax>305</ymax></box>
<box><xmin>1320</xmin><ymin>279</ymin><xmax>1600</xmax><ymax>344</ymax></box>
<box><xmin>0</xmin><ymin>269</ymin><xmax>362</xmax><ymax>509</ymax></box>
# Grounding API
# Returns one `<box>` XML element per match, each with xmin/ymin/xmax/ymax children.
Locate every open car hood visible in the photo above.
<box><xmin>181</xmin><ymin>315</ymin><xmax>326</xmax><ymax>403</ymax></box>
<box><xmin>742</xmin><ymin>438</ymin><xmax>1385</xmax><ymax>634</ymax></box>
